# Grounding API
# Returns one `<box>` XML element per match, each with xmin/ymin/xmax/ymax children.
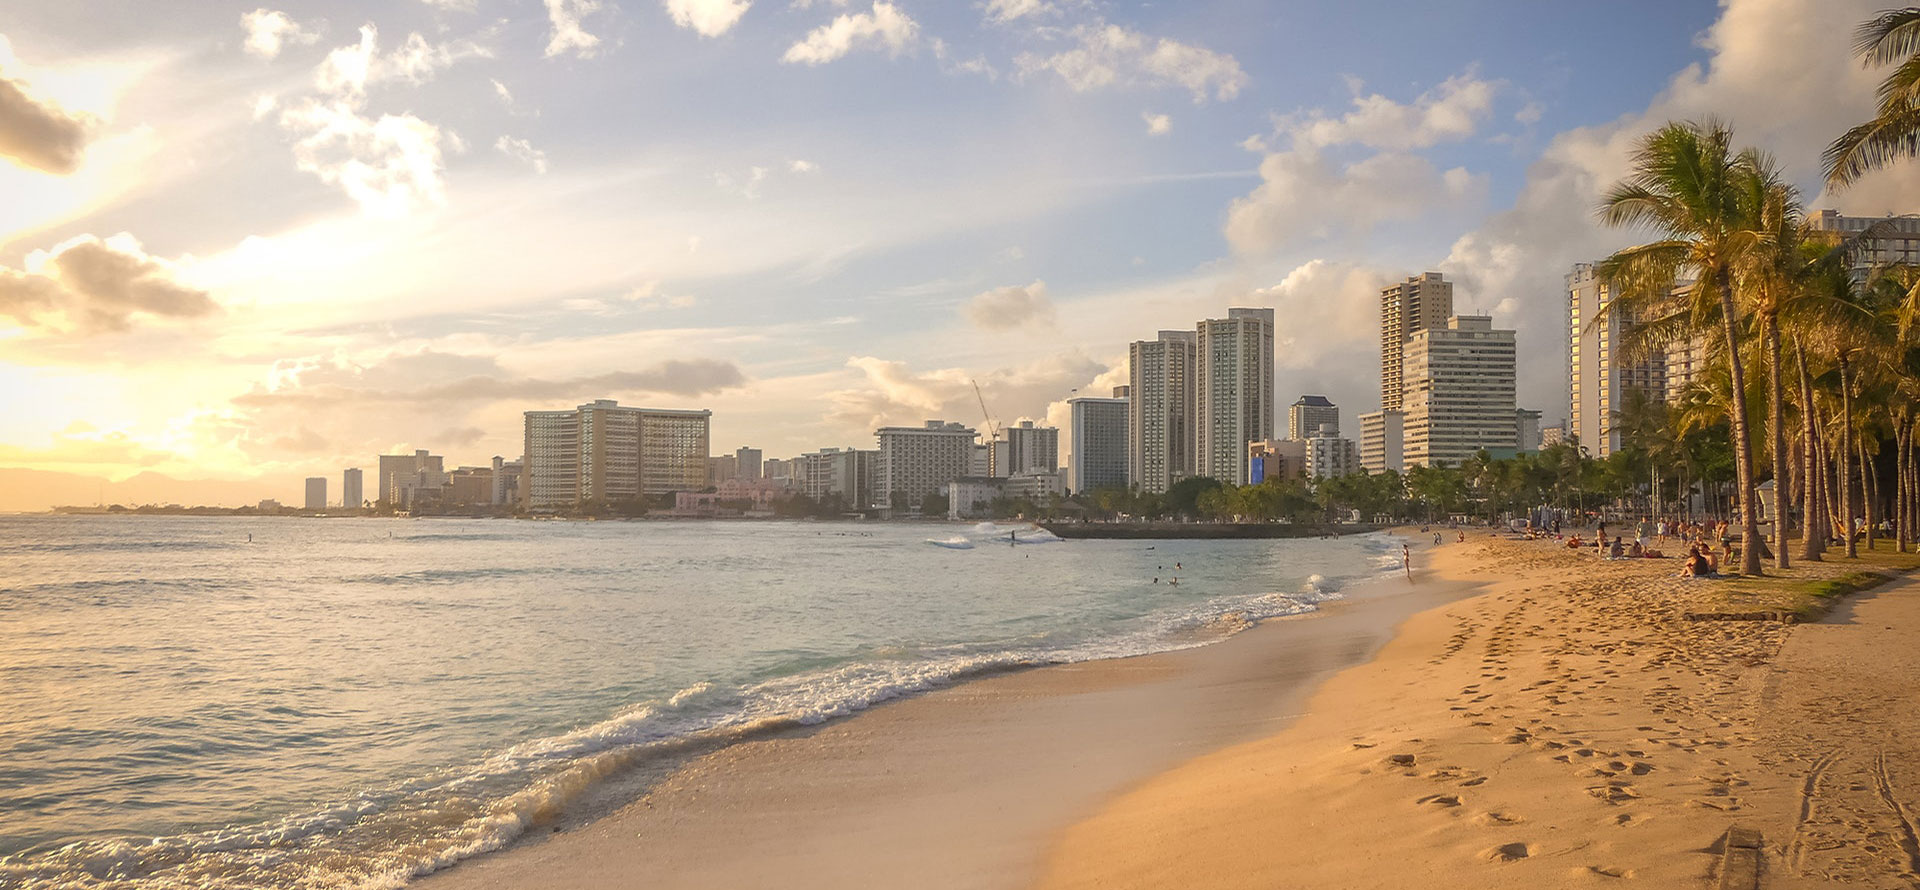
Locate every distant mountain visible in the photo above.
<box><xmin>0</xmin><ymin>467</ymin><xmax>298</xmax><ymax>512</ymax></box>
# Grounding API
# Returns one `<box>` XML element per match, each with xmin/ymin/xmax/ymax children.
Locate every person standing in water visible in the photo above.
<box><xmin>1402</xmin><ymin>543</ymin><xmax>1413</xmax><ymax>582</ymax></box>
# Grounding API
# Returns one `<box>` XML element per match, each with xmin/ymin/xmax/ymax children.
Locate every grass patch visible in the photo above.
<box><xmin>1692</xmin><ymin>566</ymin><xmax>1903</xmax><ymax>622</ymax></box>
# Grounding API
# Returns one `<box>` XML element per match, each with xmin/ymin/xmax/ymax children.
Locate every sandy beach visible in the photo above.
<box><xmin>420</xmin><ymin>534</ymin><xmax>1920</xmax><ymax>889</ymax></box>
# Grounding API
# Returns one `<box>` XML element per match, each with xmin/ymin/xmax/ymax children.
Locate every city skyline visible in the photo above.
<box><xmin>8</xmin><ymin>0</ymin><xmax>1920</xmax><ymax>507</ymax></box>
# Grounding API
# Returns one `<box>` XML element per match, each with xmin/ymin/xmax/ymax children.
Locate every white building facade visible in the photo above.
<box><xmin>875</xmin><ymin>421</ymin><xmax>977</xmax><ymax>512</ymax></box>
<box><xmin>1128</xmin><ymin>330</ymin><xmax>1197</xmax><ymax>494</ymax></box>
<box><xmin>1195</xmin><ymin>307</ymin><xmax>1276</xmax><ymax>486</ymax></box>
<box><xmin>1068</xmin><ymin>395</ymin><xmax>1129</xmax><ymax>493</ymax></box>
<box><xmin>1404</xmin><ymin>316</ymin><xmax>1518</xmax><ymax>468</ymax></box>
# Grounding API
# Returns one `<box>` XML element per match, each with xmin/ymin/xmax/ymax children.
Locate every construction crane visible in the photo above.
<box><xmin>971</xmin><ymin>379</ymin><xmax>1002</xmax><ymax>476</ymax></box>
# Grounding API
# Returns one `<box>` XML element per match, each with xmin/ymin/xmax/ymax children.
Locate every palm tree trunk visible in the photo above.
<box><xmin>1863</xmin><ymin>437</ymin><xmax>1879</xmax><ymax>552</ymax></box>
<box><xmin>1764</xmin><ymin>315</ymin><xmax>1790</xmax><ymax>568</ymax></box>
<box><xmin>1717</xmin><ymin>275</ymin><xmax>1764</xmax><ymax>575</ymax></box>
<box><xmin>1839</xmin><ymin>356</ymin><xmax>1858</xmax><ymax>559</ymax></box>
<box><xmin>1796</xmin><ymin>342</ymin><xmax>1824</xmax><ymax>560</ymax></box>
<box><xmin>1896</xmin><ymin>413</ymin><xmax>1910</xmax><ymax>553</ymax></box>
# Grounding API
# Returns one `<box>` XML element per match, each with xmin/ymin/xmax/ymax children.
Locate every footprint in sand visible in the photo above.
<box><xmin>1582</xmin><ymin>865</ymin><xmax>1635</xmax><ymax>879</ymax></box>
<box><xmin>1476</xmin><ymin>811</ymin><xmax>1525</xmax><ymax>826</ymax></box>
<box><xmin>1416</xmin><ymin>794</ymin><xmax>1463</xmax><ymax>807</ymax></box>
<box><xmin>1480</xmin><ymin>842</ymin><xmax>1535</xmax><ymax>862</ymax></box>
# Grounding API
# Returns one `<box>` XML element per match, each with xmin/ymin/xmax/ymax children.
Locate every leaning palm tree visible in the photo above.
<box><xmin>1597</xmin><ymin>119</ymin><xmax>1765</xmax><ymax>575</ymax></box>
<box><xmin>1827</xmin><ymin>9</ymin><xmax>1920</xmax><ymax>187</ymax></box>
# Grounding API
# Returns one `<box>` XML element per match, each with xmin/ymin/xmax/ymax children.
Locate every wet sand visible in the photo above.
<box><xmin>419</xmin><ymin>542</ymin><xmax>1472</xmax><ymax>890</ymax></box>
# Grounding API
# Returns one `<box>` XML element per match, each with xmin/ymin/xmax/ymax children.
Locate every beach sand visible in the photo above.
<box><xmin>421</xmin><ymin>535</ymin><xmax>1920</xmax><ymax>889</ymax></box>
<box><xmin>418</xmin><ymin>546</ymin><xmax>1476</xmax><ymax>890</ymax></box>
<box><xmin>1034</xmin><ymin>537</ymin><xmax>1920</xmax><ymax>889</ymax></box>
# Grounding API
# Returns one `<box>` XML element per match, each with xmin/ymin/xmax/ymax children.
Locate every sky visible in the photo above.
<box><xmin>4</xmin><ymin>0</ymin><xmax>1920</xmax><ymax>504</ymax></box>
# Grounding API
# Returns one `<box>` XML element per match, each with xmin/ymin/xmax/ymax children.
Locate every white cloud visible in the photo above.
<box><xmin>0</xmin><ymin>232</ymin><xmax>216</xmax><ymax>334</ymax></box>
<box><xmin>789</xmin><ymin>158</ymin><xmax>819</xmax><ymax>173</ymax></box>
<box><xmin>0</xmin><ymin>64</ymin><xmax>92</xmax><ymax>174</ymax></box>
<box><xmin>386</xmin><ymin>31</ymin><xmax>493</xmax><ymax>84</ymax></box>
<box><xmin>1284</xmin><ymin>71</ymin><xmax>1497</xmax><ymax>150</ymax></box>
<box><xmin>495</xmin><ymin>135</ymin><xmax>548</xmax><ymax>173</ymax></box>
<box><xmin>985</xmin><ymin>0</ymin><xmax>1049</xmax><ymax>23</ymax></box>
<box><xmin>1016</xmin><ymin>23</ymin><xmax>1247</xmax><ymax>103</ymax></box>
<box><xmin>828</xmin><ymin>351</ymin><xmax>1104</xmax><ymax>431</ymax></box>
<box><xmin>491</xmin><ymin>79</ymin><xmax>514</xmax><ymax>106</ymax></box>
<box><xmin>665</xmin><ymin>0</ymin><xmax>752</xmax><ymax>37</ymax></box>
<box><xmin>279</xmin><ymin>100</ymin><xmax>449</xmax><ymax>217</ymax></box>
<box><xmin>782</xmin><ymin>2</ymin><xmax>918</xmax><ymax>65</ymax></box>
<box><xmin>1142</xmin><ymin>111</ymin><xmax>1170</xmax><ymax>135</ymax></box>
<box><xmin>241</xmin><ymin>9</ymin><xmax>320</xmax><ymax>59</ymax></box>
<box><xmin>545</xmin><ymin>0</ymin><xmax>604</xmax><ymax>58</ymax></box>
<box><xmin>964</xmin><ymin>280</ymin><xmax>1055</xmax><ymax>330</ymax></box>
<box><xmin>421</xmin><ymin>0</ymin><xmax>478</xmax><ymax>10</ymax></box>
<box><xmin>1436</xmin><ymin>0</ymin><xmax>1920</xmax><ymax>418</ymax></box>
<box><xmin>1224</xmin><ymin>148</ymin><xmax>1484</xmax><ymax>256</ymax></box>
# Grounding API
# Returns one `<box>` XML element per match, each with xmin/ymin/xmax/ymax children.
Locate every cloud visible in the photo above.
<box><xmin>279</xmin><ymin>99</ymin><xmax>449</xmax><ymax>217</ymax></box>
<box><xmin>0</xmin><ymin>64</ymin><xmax>92</xmax><ymax>174</ymax></box>
<box><xmin>665</xmin><ymin>0</ymin><xmax>752</xmax><ymax>37</ymax></box>
<box><xmin>1224</xmin><ymin>148</ymin><xmax>1484</xmax><ymax>256</ymax></box>
<box><xmin>985</xmin><ymin>0</ymin><xmax>1049</xmax><ymax>22</ymax></box>
<box><xmin>0</xmin><ymin>233</ymin><xmax>216</xmax><ymax>333</ymax></box>
<box><xmin>495</xmin><ymin>135</ymin><xmax>548</xmax><ymax>173</ymax></box>
<box><xmin>1247</xmin><ymin>260</ymin><xmax>1392</xmax><ymax>369</ymax></box>
<box><xmin>1142</xmin><ymin>110</ymin><xmax>1170</xmax><ymax>135</ymax></box>
<box><xmin>314</xmin><ymin>24</ymin><xmax>490</xmax><ymax>98</ymax></box>
<box><xmin>789</xmin><ymin>158</ymin><xmax>818</xmax><ymax>173</ymax></box>
<box><xmin>232</xmin><ymin>351</ymin><xmax>749</xmax><ymax>410</ymax></box>
<box><xmin>1435</xmin><ymin>0</ymin><xmax>1920</xmax><ymax>420</ymax></box>
<box><xmin>241</xmin><ymin>9</ymin><xmax>321</xmax><ymax>59</ymax></box>
<box><xmin>1015</xmin><ymin>23</ymin><xmax>1246</xmax><ymax>102</ymax></box>
<box><xmin>545</xmin><ymin>0</ymin><xmax>604</xmax><ymax>58</ymax></box>
<box><xmin>1284</xmin><ymin>72</ymin><xmax>1497</xmax><ymax>151</ymax></box>
<box><xmin>782</xmin><ymin>2</ymin><xmax>918</xmax><ymax>65</ymax></box>
<box><xmin>964</xmin><ymin>280</ymin><xmax>1056</xmax><ymax>330</ymax></box>
<box><xmin>421</xmin><ymin>0</ymin><xmax>478</xmax><ymax>10</ymax></box>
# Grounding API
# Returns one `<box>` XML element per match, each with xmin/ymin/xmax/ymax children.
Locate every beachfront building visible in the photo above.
<box><xmin>1540</xmin><ymin>424</ymin><xmax>1566</xmax><ymax>448</ymax></box>
<box><xmin>1287</xmin><ymin>394</ymin><xmax>1338</xmax><ymax>440</ymax></box>
<box><xmin>1196</xmin><ymin>307</ymin><xmax>1276</xmax><ymax>486</ymax></box>
<box><xmin>1380</xmin><ymin>273</ymin><xmax>1454</xmax><ymax>412</ymax></box>
<box><xmin>1003</xmin><ymin>421</ymin><xmax>1059</xmax><ymax>475</ymax></box>
<box><xmin>1516</xmin><ymin>409</ymin><xmax>1543</xmax><ymax>453</ymax></box>
<box><xmin>1359</xmin><ymin>409</ymin><xmax>1404</xmax><ymax>473</ymax></box>
<box><xmin>1403</xmin><ymin>316</ymin><xmax>1518</xmax><ymax>468</ymax></box>
<box><xmin>799</xmin><ymin>447</ymin><xmax>875</xmax><ymax>509</ymax></box>
<box><xmin>1303</xmin><ymin>425</ymin><xmax>1358</xmax><ymax>480</ymax></box>
<box><xmin>762</xmin><ymin>457</ymin><xmax>798</xmax><ymax>488</ymax></box>
<box><xmin>735</xmin><ymin>447</ymin><xmax>763</xmax><ymax>481</ymax></box>
<box><xmin>1068</xmin><ymin>393</ymin><xmax>1129</xmax><ymax>494</ymax></box>
<box><xmin>970</xmin><ymin>438</ymin><xmax>1010</xmax><ymax>478</ymax></box>
<box><xmin>521</xmin><ymin>400</ymin><xmax>712</xmax><ymax>510</ymax></box>
<box><xmin>875</xmin><ymin>421</ymin><xmax>977</xmax><ymax>513</ymax></box>
<box><xmin>304</xmin><ymin>477</ymin><xmax>326</xmax><ymax>510</ymax></box>
<box><xmin>1567</xmin><ymin>262</ymin><xmax>1666</xmax><ymax>457</ymax></box>
<box><xmin>1806</xmin><ymin>209</ymin><xmax>1920</xmax><ymax>280</ymax></box>
<box><xmin>342</xmin><ymin>468</ymin><xmax>363</xmax><ymax>510</ymax></box>
<box><xmin>1128</xmin><ymin>330</ymin><xmax>1197</xmax><ymax>494</ymax></box>
<box><xmin>446</xmin><ymin>466</ymin><xmax>495</xmax><ymax>505</ymax></box>
<box><xmin>491</xmin><ymin>457</ymin><xmax>522</xmax><ymax>506</ymax></box>
<box><xmin>947</xmin><ymin>477</ymin><xmax>1004</xmax><ymax>519</ymax></box>
<box><xmin>707</xmin><ymin>454</ymin><xmax>737</xmax><ymax>486</ymax></box>
<box><xmin>376</xmin><ymin>449</ymin><xmax>446</xmax><ymax>508</ymax></box>
<box><xmin>1248</xmin><ymin>439</ymin><xmax>1306</xmax><ymax>483</ymax></box>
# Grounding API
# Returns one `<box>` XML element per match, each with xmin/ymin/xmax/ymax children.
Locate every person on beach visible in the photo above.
<box><xmin>1608</xmin><ymin>537</ymin><xmax>1625</xmax><ymax>559</ymax></box>
<box><xmin>1681</xmin><ymin>544</ymin><xmax>1716</xmax><ymax>578</ymax></box>
<box><xmin>1402</xmin><ymin>544</ymin><xmax>1412</xmax><ymax>582</ymax></box>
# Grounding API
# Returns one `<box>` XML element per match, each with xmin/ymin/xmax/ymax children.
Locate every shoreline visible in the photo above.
<box><xmin>417</xmin><ymin>535</ymin><xmax>1470</xmax><ymax>889</ymax></box>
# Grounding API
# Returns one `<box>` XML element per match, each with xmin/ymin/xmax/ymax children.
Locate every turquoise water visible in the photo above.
<box><xmin>0</xmin><ymin>516</ymin><xmax>1400</xmax><ymax>888</ymax></box>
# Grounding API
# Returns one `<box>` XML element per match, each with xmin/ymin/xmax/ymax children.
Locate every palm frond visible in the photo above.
<box><xmin>1824</xmin><ymin>102</ymin><xmax>1920</xmax><ymax>186</ymax></box>
<box><xmin>1856</xmin><ymin>8</ymin><xmax>1920</xmax><ymax>67</ymax></box>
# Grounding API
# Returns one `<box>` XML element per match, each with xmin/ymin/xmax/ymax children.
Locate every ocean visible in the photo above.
<box><xmin>0</xmin><ymin>515</ymin><xmax>1402</xmax><ymax>889</ymax></box>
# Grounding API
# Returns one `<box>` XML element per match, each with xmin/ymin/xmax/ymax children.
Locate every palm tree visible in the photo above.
<box><xmin>1730</xmin><ymin>158</ymin><xmax>1806</xmax><ymax>567</ymax></box>
<box><xmin>1826</xmin><ymin>9</ymin><xmax>1920</xmax><ymax>187</ymax></box>
<box><xmin>1597</xmin><ymin>119</ymin><xmax>1765</xmax><ymax>575</ymax></box>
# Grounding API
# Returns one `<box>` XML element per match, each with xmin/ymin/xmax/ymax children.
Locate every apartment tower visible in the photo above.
<box><xmin>1287</xmin><ymin>394</ymin><xmax>1338</xmax><ymax>440</ymax></box>
<box><xmin>1068</xmin><ymin>393</ymin><xmax>1129</xmax><ymax>493</ymax></box>
<box><xmin>1380</xmin><ymin>272</ymin><xmax>1454</xmax><ymax>412</ymax></box>
<box><xmin>522</xmin><ymin>400</ymin><xmax>712</xmax><ymax>510</ymax></box>
<box><xmin>1195</xmin><ymin>307</ymin><xmax>1276</xmax><ymax>486</ymax></box>
<box><xmin>1567</xmin><ymin>263</ymin><xmax>1666</xmax><ymax>456</ymax></box>
<box><xmin>1403</xmin><ymin>316</ymin><xmax>1518</xmax><ymax>467</ymax></box>
<box><xmin>1127</xmin><ymin>330</ymin><xmax>1198</xmax><ymax>494</ymax></box>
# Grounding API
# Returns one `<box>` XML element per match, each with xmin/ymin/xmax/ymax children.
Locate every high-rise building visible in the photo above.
<box><xmin>1128</xmin><ymin>330</ymin><xmax>1197</xmax><ymax>494</ymax></box>
<box><xmin>342</xmin><ymin>468</ymin><xmax>363</xmax><ymax>510</ymax></box>
<box><xmin>1303</xmin><ymin>425</ymin><xmax>1358</xmax><ymax>480</ymax></box>
<box><xmin>1196</xmin><ymin>307</ymin><xmax>1276</xmax><ymax>486</ymax></box>
<box><xmin>377</xmin><ymin>450</ymin><xmax>446</xmax><ymax>507</ymax></box>
<box><xmin>970</xmin><ymin>439</ymin><xmax>1010</xmax><ymax>478</ymax></box>
<box><xmin>799</xmin><ymin>447</ymin><xmax>876</xmax><ymax>508</ymax></box>
<box><xmin>304</xmin><ymin>477</ymin><xmax>326</xmax><ymax>510</ymax></box>
<box><xmin>1004</xmin><ymin>420</ymin><xmax>1059</xmax><ymax>475</ymax></box>
<box><xmin>1287</xmin><ymin>394</ymin><xmax>1339</xmax><ymax>440</ymax></box>
<box><xmin>1540</xmin><ymin>425</ymin><xmax>1566</xmax><ymax>447</ymax></box>
<box><xmin>1516</xmin><ymin>408</ymin><xmax>1543</xmax><ymax>452</ymax></box>
<box><xmin>707</xmin><ymin>454</ymin><xmax>737</xmax><ymax>485</ymax></box>
<box><xmin>735</xmin><ymin>447</ymin><xmax>763</xmax><ymax>481</ymax></box>
<box><xmin>447</xmin><ymin>466</ymin><xmax>495</xmax><ymax>505</ymax></box>
<box><xmin>1567</xmin><ymin>263</ymin><xmax>1666</xmax><ymax>457</ymax></box>
<box><xmin>1359</xmin><ymin>409</ymin><xmax>1404</xmax><ymax>473</ymax></box>
<box><xmin>522</xmin><ymin>400</ymin><xmax>712</xmax><ymax>510</ymax></box>
<box><xmin>1380</xmin><ymin>272</ymin><xmax>1454</xmax><ymax>412</ymax></box>
<box><xmin>874</xmin><ymin>421</ymin><xmax>977</xmax><ymax>512</ymax></box>
<box><xmin>1248</xmin><ymin>439</ymin><xmax>1305</xmax><ymax>483</ymax></box>
<box><xmin>491</xmin><ymin>456</ymin><xmax>522</xmax><ymax>505</ymax></box>
<box><xmin>1403</xmin><ymin>316</ymin><xmax>1518</xmax><ymax>468</ymax></box>
<box><xmin>1068</xmin><ymin>395</ymin><xmax>1129</xmax><ymax>493</ymax></box>
<box><xmin>1806</xmin><ymin>209</ymin><xmax>1920</xmax><ymax>278</ymax></box>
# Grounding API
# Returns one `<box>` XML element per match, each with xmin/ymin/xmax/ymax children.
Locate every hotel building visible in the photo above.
<box><xmin>1068</xmin><ymin>393</ymin><xmax>1129</xmax><ymax>493</ymax></box>
<box><xmin>522</xmin><ymin>400</ymin><xmax>712</xmax><ymax>510</ymax></box>
<box><xmin>1195</xmin><ymin>307</ymin><xmax>1276</xmax><ymax>486</ymax></box>
<box><xmin>1128</xmin><ymin>330</ymin><xmax>1198</xmax><ymax>494</ymax></box>
<box><xmin>1359</xmin><ymin>409</ymin><xmax>1404</xmax><ymax>473</ymax></box>
<box><xmin>1403</xmin><ymin>316</ymin><xmax>1518</xmax><ymax>467</ymax></box>
<box><xmin>1380</xmin><ymin>273</ymin><xmax>1454</xmax><ymax>412</ymax></box>
<box><xmin>874</xmin><ymin>421</ymin><xmax>977</xmax><ymax>511</ymax></box>
<box><xmin>1287</xmin><ymin>394</ymin><xmax>1339</xmax><ymax>440</ymax></box>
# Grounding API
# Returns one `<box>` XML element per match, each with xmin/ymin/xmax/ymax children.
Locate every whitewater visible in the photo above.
<box><xmin>0</xmin><ymin>515</ymin><xmax>1402</xmax><ymax>889</ymax></box>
